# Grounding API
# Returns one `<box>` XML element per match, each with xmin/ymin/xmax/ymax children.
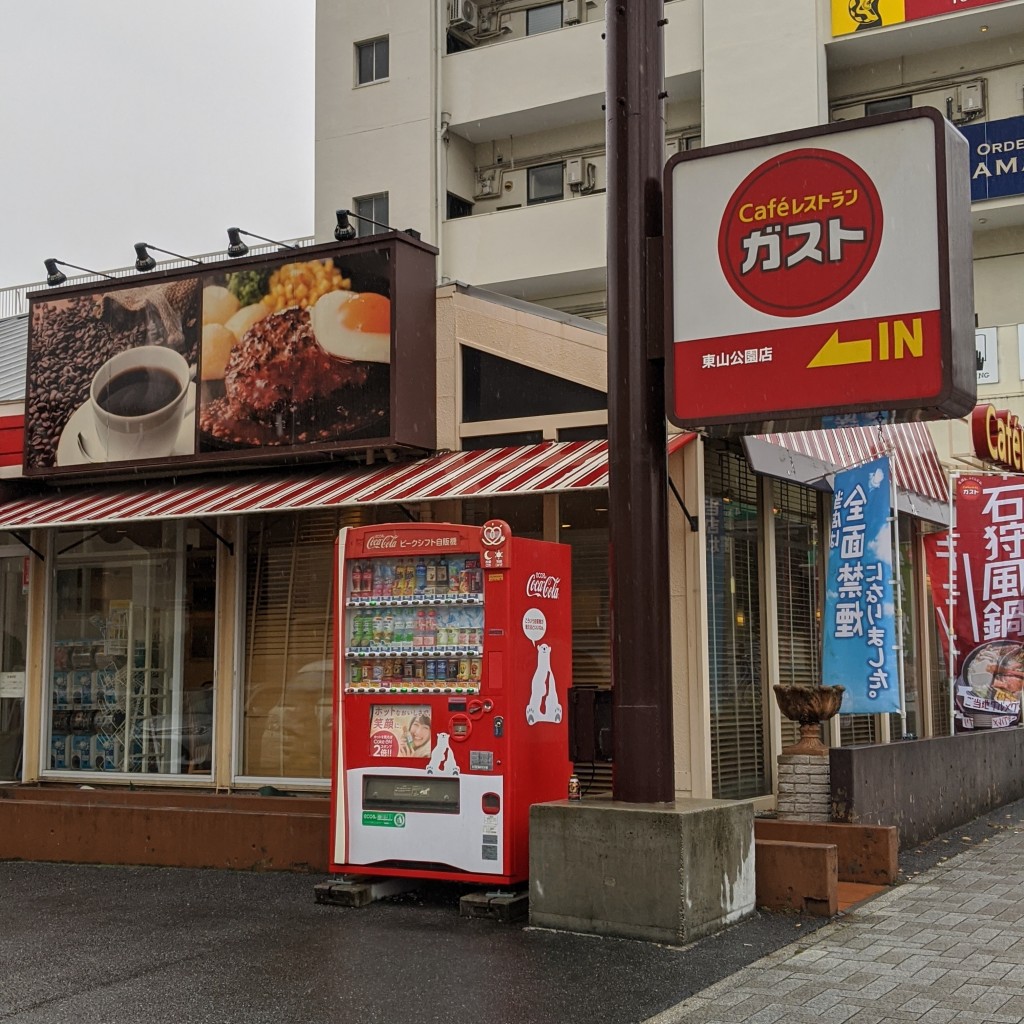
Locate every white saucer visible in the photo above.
<box><xmin>56</xmin><ymin>383</ymin><xmax>197</xmax><ymax>467</ymax></box>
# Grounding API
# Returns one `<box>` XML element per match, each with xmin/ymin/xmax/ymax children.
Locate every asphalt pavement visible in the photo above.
<box><xmin>1</xmin><ymin>800</ymin><xmax>1023</xmax><ymax>1024</ymax></box>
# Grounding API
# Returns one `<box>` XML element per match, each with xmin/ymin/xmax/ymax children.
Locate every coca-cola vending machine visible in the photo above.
<box><xmin>330</xmin><ymin>519</ymin><xmax>571</xmax><ymax>884</ymax></box>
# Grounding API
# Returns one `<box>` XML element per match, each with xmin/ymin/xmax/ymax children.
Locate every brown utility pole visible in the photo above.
<box><xmin>606</xmin><ymin>1</ymin><xmax>674</xmax><ymax>802</ymax></box>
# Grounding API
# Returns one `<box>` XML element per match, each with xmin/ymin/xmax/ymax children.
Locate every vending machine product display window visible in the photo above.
<box><xmin>46</xmin><ymin>522</ymin><xmax>214</xmax><ymax>777</ymax></box>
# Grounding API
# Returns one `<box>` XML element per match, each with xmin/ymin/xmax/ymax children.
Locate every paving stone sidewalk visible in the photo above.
<box><xmin>648</xmin><ymin>817</ymin><xmax>1024</xmax><ymax>1024</ymax></box>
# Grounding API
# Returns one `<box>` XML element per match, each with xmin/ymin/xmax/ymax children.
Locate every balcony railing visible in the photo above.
<box><xmin>0</xmin><ymin>236</ymin><xmax>315</xmax><ymax>321</ymax></box>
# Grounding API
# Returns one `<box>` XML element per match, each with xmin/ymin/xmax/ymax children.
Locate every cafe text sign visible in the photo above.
<box><xmin>666</xmin><ymin>109</ymin><xmax>975</xmax><ymax>435</ymax></box>
<box><xmin>972</xmin><ymin>404</ymin><xmax>1024</xmax><ymax>472</ymax></box>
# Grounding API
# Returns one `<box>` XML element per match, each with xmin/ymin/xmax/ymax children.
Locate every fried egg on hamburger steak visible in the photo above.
<box><xmin>311</xmin><ymin>289</ymin><xmax>391</xmax><ymax>364</ymax></box>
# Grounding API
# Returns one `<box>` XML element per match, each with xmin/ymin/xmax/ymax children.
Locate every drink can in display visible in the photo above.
<box><xmin>360</xmin><ymin>563</ymin><xmax>373</xmax><ymax>597</ymax></box>
<box><xmin>449</xmin><ymin>561</ymin><xmax>462</xmax><ymax>595</ymax></box>
<box><xmin>447</xmin><ymin>659</ymin><xmax>459</xmax><ymax>682</ymax></box>
<box><xmin>458</xmin><ymin>658</ymin><xmax>470</xmax><ymax>682</ymax></box>
<box><xmin>425</xmin><ymin>659</ymin><xmax>436</xmax><ymax>682</ymax></box>
<box><xmin>414</xmin><ymin>660</ymin><xmax>426</xmax><ymax>681</ymax></box>
<box><xmin>470</xmin><ymin>657</ymin><xmax>482</xmax><ymax>683</ymax></box>
<box><xmin>372</xmin><ymin>615</ymin><xmax>384</xmax><ymax>646</ymax></box>
<box><xmin>426</xmin><ymin>559</ymin><xmax>437</xmax><ymax>595</ymax></box>
<box><xmin>372</xmin><ymin>662</ymin><xmax>384</xmax><ymax>684</ymax></box>
<box><xmin>436</xmin><ymin>557</ymin><xmax>449</xmax><ymax>592</ymax></box>
<box><xmin>351</xmin><ymin>662</ymin><xmax>362</xmax><ymax>684</ymax></box>
<box><xmin>381</xmin><ymin>562</ymin><xmax>394</xmax><ymax>599</ymax></box>
<box><xmin>404</xmin><ymin>659</ymin><xmax>415</xmax><ymax>682</ymax></box>
<box><xmin>458</xmin><ymin>616</ymin><xmax>470</xmax><ymax>647</ymax></box>
<box><xmin>382</xmin><ymin>613</ymin><xmax>394</xmax><ymax>646</ymax></box>
<box><xmin>349</xmin><ymin>561</ymin><xmax>362</xmax><ymax>598</ymax></box>
<box><xmin>415</xmin><ymin>557</ymin><xmax>427</xmax><ymax>594</ymax></box>
<box><xmin>459</xmin><ymin>570</ymin><xmax>470</xmax><ymax>595</ymax></box>
<box><xmin>372</xmin><ymin>562</ymin><xmax>384</xmax><ymax>599</ymax></box>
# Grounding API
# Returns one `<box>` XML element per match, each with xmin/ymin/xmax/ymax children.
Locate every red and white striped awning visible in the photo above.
<box><xmin>0</xmin><ymin>440</ymin><xmax>611</xmax><ymax>531</ymax></box>
<box><xmin>757</xmin><ymin>422</ymin><xmax>947</xmax><ymax>503</ymax></box>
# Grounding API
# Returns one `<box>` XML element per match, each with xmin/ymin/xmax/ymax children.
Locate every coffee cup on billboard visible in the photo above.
<box><xmin>89</xmin><ymin>346</ymin><xmax>195</xmax><ymax>461</ymax></box>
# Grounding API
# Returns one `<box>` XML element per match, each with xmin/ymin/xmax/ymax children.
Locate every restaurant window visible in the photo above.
<box><xmin>461</xmin><ymin>347</ymin><xmax>605</xmax><ymax>423</ymax></box>
<box><xmin>356</xmin><ymin>36</ymin><xmax>389</xmax><ymax>85</ymax></box>
<box><xmin>527</xmin><ymin>162</ymin><xmax>564</xmax><ymax>205</ymax></box>
<box><xmin>0</xmin><ymin>541</ymin><xmax>28</xmax><ymax>781</ymax></box>
<box><xmin>461</xmin><ymin>495</ymin><xmax>543</xmax><ymax>539</ymax></box>
<box><xmin>706</xmin><ymin>447</ymin><xmax>769</xmax><ymax>800</ymax></box>
<box><xmin>772</xmin><ymin>480</ymin><xmax>822</xmax><ymax>752</ymax></box>
<box><xmin>928</xmin><ymin>567</ymin><xmax>952</xmax><ymax>737</ymax></box>
<box><xmin>47</xmin><ymin>521</ymin><xmax>215</xmax><ymax>777</ymax></box>
<box><xmin>889</xmin><ymin>515</ymin><xmax>920</xmax><ymax>739</ymax></box>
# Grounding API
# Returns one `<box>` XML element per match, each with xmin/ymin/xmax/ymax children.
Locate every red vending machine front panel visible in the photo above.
<box><xmin>330</xmin><ymin>520</ymin><xmax>571</xmax><ymax>884</ymax></box>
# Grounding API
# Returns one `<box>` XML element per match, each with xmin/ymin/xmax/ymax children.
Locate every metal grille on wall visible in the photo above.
<box><xmin>706</xmin><ymin>446</ymin><xmax>768</xmax><ymax>800</ymax></box>
<box><xmin>773</xmin><ymin>480</ymin><xmax>822</xmax><ymax>751</ymax></box>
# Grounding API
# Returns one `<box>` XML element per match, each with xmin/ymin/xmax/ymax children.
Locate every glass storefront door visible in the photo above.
<box><xmin>0</xmin><ymin>551</ymin><xmax>29</xmax><ymax>781</ymax></box>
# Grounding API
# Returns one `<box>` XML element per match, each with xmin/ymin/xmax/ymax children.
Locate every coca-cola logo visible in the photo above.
<box><xmin>366</xmin><ymin>534</ymin><xmax>398</xmax><ymax>550</ymax></box>
<box><xmin>526</xmin><ymin>572</ymin><xmax>560</xmax><ymax>599</ymax></box>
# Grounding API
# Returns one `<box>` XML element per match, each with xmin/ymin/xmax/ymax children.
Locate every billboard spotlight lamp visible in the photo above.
<box><xmin>225</xmin><ymin>227</ymin><xmax>300</xmax><ymax>258</ymax></box>
<box><xmin>43</xmin><ymin>258</ymin><xmax>115</xmax><ymax>287</ymax></box>
<box><xmin>335</xmin><ymin>209</ymin><xmax>422</xmax><ymax>242</ymax></box>
<box><xmin>134</xmin><ymin>242</ymin><xmax>203</xmax><ymax>273</ymax></box>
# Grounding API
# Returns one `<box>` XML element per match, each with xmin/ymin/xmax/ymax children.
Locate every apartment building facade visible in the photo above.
<box><xmin>313</xmin><ymin>0</ymin><xmax>1024</xmax><ymax>803</ymax></box>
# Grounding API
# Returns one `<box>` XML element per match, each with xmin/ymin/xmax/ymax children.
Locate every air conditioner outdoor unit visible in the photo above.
<box><xmin>563</xmin><ymin>0</ymin><xmax>583</xmax><ymax>24</ymax></box>
<box><xmin>448</xmin><ymin>0</ymin><xmax>479</xmax><ymax>31</ymax></box>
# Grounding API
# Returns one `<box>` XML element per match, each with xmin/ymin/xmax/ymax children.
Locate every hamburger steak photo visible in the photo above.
<box><xmin>198</xmin><ymin>256</ymin><xmax>391</xmax><ymax>449</ymax></box>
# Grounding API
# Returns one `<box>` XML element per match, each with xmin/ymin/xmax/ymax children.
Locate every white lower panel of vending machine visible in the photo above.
<box><xmin>344</xmin><ymin>767</ymin><xmax>504</xmax><ymax>875</ymax></box>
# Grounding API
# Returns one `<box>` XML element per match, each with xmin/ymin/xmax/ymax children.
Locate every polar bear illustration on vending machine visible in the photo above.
<box><xmin>425</xmin><ymin>732</ymin><xmax>459</xmax><ymax>775</ymax></box>
<box><xmin>526</xmin><ymin>641</ymin><xmax>562</xmax><ymax>726</ymax></box>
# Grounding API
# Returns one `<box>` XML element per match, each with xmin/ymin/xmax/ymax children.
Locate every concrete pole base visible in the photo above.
<box><xmin>529</xmin><ymin>798</ymin><xmax>755</xmax><ymax>945</ymax></box>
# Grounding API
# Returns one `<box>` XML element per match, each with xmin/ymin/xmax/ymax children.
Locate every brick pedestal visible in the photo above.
<box><xmin>776</xmin><ymin>753</ymin><xmax>831</xmax><ymax>821</ymax></box>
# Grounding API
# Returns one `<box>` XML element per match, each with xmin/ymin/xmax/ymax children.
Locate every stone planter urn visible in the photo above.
<box><xmin>773</xmin><ymin>685</ymin><xmax>845</xmax><ymax>756</ymax></box>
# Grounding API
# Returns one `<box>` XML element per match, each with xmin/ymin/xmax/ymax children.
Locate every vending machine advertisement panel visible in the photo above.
<box><xmin>330</xmin><ymin>520</ymin><xmax>572</xmax><ymax>884</ymax></box>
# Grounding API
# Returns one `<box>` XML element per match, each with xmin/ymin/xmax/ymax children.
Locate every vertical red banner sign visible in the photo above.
<box><xmin>927</xmin><ymin>475</ymin><xmax>1024</xmax><ymax>731</ymax></box>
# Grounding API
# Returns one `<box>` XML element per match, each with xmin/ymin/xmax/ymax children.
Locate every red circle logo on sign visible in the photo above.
<box><xmin>718</xmin><ymin>148</ymin><xmax>883</xmax><ymax>318</ymax></box>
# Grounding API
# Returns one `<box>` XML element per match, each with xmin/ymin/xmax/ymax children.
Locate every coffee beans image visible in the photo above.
<box><xmin>26</xmin><ymin>279</ymin><xmax>199</xmax><ymax>468</ymax></box>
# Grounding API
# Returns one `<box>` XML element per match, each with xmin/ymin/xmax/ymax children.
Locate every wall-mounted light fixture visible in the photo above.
<box><xmin>225</xmin><ymin>227</ymin><xmax>300</xmax><ymax>258</ymax></box>
<box><xmin>334</xmin><ymin>208</ymin><xmax>421</xmax><ymax>241</ymax></box>
<box><xmin>134</xmin><ymin>242</ymin><xmax>203</xmax><ymax>272</ymax></box>
<box><xmin>43</xmin><ymin>258</ymin><xmax>115</xmax><ymax>286</ymax></box>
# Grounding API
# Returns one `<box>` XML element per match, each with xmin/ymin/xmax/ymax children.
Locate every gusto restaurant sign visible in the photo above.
<box><xmin>972</xmin><ymin>404</ymin><xmax>1024</xmax><ymax>471</ymax></box>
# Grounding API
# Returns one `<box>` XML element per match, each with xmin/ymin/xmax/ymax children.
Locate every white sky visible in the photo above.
<box><xmin>0</xmin><ymin>1</ymin><xmax>315</xmax><ymax>290</ymax></box>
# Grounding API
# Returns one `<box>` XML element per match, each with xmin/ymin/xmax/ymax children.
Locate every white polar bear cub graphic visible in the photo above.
<box><xmin>526</xmin><ymin>642</ymin><xmax>562</xmax><ymax>725</ymax></box>
<box><xmin>425</xmin><ymin>732</ymin><xmax>459</xmax><ymax>775</ymax></box>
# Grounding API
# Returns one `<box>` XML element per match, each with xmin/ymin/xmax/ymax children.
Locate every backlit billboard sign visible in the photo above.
<box><xmin>666</xmin><ymin>109</ymin><xmax>975</xmax><ymax>435</ymax></box>
<box><xmin>25</xmin><ymin>236</ymin><xmax>437</xmax><ymax>478</ymax></box>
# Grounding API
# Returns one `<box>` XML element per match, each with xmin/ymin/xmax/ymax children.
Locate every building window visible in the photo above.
<box><xmin>527</xmin><ymin>3</ymin><xmax>563</xmax><ymax>35</ymax></box>
<box><xmin>864</xmin><ymin>94</ymin><xmax>911</xmax><ymax>116</ymax></box>
<box><xmin>354</xmin><ymin>193</ymin><xmax>389</xmax><ymax>237</ymax></box>
<box><xmin>447</xmin><ymin>193</ymin><xmax>473</xmax><ymax>220</ymax></box>
<box><xmin>356</xmin><ymin>36</ymin><xmax>389</xmax><ymax>85</ymax></box>
<box><xmin>527</xmin><ymin>162</ymin><xmax>564</xmax><ymax>206</ymax></box>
